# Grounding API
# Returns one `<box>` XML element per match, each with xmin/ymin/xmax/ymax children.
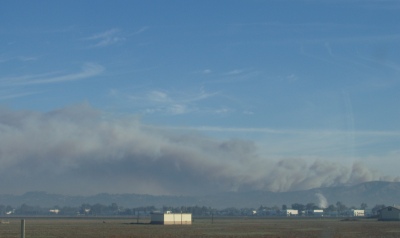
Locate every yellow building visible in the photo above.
<box><xmin>150</xmin><ymin>211</ymin><xmax>192</xmax><ymax>225</ymax></box>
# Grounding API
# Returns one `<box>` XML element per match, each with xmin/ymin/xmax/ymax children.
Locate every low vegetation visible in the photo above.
<box><xmin>0</xmin><ymin>217</ymin><xmax>399</xmax><ymax>238</ymax></box>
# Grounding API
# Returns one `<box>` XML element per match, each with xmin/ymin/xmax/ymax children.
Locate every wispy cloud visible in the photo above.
<box><xmin>147</xmin><ymin>90</ymin><xmax>172</xmax><ymax>103</ymax></box>
<box><xmin>234</xmin><ymin>20</ymin><xmax>400</xmax><ymax>46</ymax></box>
<box><xmin>207</xmin><ymin>69</ymin><xmax>261</xmax><ymax>84</ymax></box>
<box><xmin>110</xmin><ymin>88</ymin><xmax>221</xmax><ymax>115</ymax></box>
<box><xmin>0</xmin><ymin>55</ymin><xmax>38</xmax><ymax>63</ymax></box>
<box><xmin>299</xmin><ymin>45</ymin><xmax>372</xmax><ymax>72</ymax></box>
<box><xmin>224</xmin><ymin>69</ymin><xmax>244</xmax><ymax>75</ymax></box>
<box><xmin>192</xmin><ymin>69</ymin><xmax>212</xmax><ymax>75</ymax></box>
<box><xmin>0</xmin><ymin>90</ymin><xmax>42</xmax><ymax>100</ymax></box>
<box><xmin>162</xmin><ymin>125</ymin><xmax>400</xmax><ymax>137</ymax></box>
<box><xmin>286</xmin><ymin>73</ymin><xmax>298</xmax><ymax>82</ymax></box>
<box><xmin>132</xmin><ymin>26</ymin><xmax>149</xmax><ymax>35</ymax></box>
<box><xmin>143</xmin><ymin>89</ymin><xmax>218</xmax><ymax>115</ymax></box>
<box><xmin>361</xmin><ymin>57</ymin><xmax>400</xmax><ymax>73</ymax></box>
<box><xmin>0</xmin><ymin>63</ymin><xmax>104</xmax><ymax>86</ymax></box>
<box><xmin>84</xmin><ymin>28</ymin><xmax>126</xmax><ymax>48</ymax></box>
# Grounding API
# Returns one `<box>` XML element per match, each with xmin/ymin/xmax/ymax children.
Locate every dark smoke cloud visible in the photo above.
<box><xmin>0</xmin><ymin>104</ymin><xmax>394</xmax><ymax>195</ymax></box>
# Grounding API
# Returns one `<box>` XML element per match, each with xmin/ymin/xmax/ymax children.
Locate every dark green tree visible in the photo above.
<box><xmin>325</xmin><ymin>204</ymin><xmax>336</xmax><ymax>212</ymax></box>
<box><xmin>291</xmin><ymin>203</ymin><xmax>305</xmax><ymax>211</ymax></box>
<box><xmin>360</xmin><ymin>203</ymin><xmax>368</xmax><ymax>210</ymax></box>
<box><xmin>306</xmin><ymin>203</ymin><xmax>319</xmax><ymax>210</ymax></box>
<box><xmin>0</xmin><ymin>205</ymin><xmax>5</xmax><ymax>215</ymax></box>
<box><xmin>336</xmin><ymin>201</ymin><xmax>347</xmax><ymax>212</ymax></box>
<box><xmin>372</xmin><ymin>204</ymin><xmax>385</xmax><ymax>215</ymax></box>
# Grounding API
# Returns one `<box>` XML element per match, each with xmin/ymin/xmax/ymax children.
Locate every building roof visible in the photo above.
<box><xmin>380</xmin><ymin>205</ymin><xmax>400</xmax><ymax>211</ymax></box>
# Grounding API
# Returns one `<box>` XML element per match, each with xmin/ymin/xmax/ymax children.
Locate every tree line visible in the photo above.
<box><xmin>0</xmin><ymin>202</ymin><xmax>387</xmax><ymax>216</ymax></box>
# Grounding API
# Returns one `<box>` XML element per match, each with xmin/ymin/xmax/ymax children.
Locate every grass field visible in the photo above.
<box><xmin>1</xmin><ymin>217</ymin><xmax>400</xmax><ymax>237</ymax></box>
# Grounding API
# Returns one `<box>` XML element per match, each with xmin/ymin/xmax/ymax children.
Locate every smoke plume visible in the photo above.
<box><xmin>0</xmin><ymin>104</ymin><xmax>394</xmax><ymax>195</ymax></box>
<box><xmin>315</xmin><ymin>193</ymin><xmax>328</xmax><ymax>209</ymax></box>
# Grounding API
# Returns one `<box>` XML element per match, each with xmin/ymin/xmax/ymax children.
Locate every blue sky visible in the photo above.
<box><xmin>1</xmin><ymin>1</ymin><xmax>400</xmax><ymax>195</ymax></box>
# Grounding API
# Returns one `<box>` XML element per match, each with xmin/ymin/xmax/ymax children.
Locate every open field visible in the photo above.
<box><xmin>1</xmin><ymin>217</ymin><xmax>400</xmax><ymax>238</ymax></box>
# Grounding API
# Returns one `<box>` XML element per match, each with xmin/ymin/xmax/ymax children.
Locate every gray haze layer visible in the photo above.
<box><xmin>0</xmin><ymin>104</ymin><xmax>395</xmax><ymax>196</ymax></box>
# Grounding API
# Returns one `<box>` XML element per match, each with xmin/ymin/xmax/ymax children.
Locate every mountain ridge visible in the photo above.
<box><xmin>1</xmin><ymin>181</ymin><xmax>399</xmax><ymax>209</ymax></box>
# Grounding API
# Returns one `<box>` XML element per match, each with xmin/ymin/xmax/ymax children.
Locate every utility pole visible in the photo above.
<box><xmin>21</xmin><ymin>219</ymin><xmax>25</xmax><ymax>238</ymax></box>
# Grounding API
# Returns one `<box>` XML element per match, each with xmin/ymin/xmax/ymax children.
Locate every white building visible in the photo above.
<box><xmin>308</xmin><ymin>209</ymin><xmax>324</xmax><ymax>216</ymax></box>
<box><xmin>379</xmin><ymin>206</ymin><xmax>400</xmax><ymax>221</ymax></box>
<box><xmin>49</xmin><ymin>209</ymin><xmax>60</xmax><ymax>214</ymax></box>
<box><xmin>283</xmin><ymin>209</ymin><xmax>298</xmax><ymax>216</ymax></box>
<box><xmin>150</xmin><ymin>211</ymin><xmax>192</xmax><ymax>225</ymax></box>
<box><xmin>351</xmin><ymin>209</ymin><xmax>365</xmax><ymax>217</ymax></box>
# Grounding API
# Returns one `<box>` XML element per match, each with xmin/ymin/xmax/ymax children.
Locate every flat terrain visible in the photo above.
<box><xmin>1</xmin><ymin>217</ymin><xmax>400</xmax><ymax>238</ymax></box>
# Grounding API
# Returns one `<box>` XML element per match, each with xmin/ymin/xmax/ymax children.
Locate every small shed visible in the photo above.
<box><xmin>150</xmin><ymin>211</ymin><xmax>192</xmax><ymax>225</ymax></box>
<box><xmin>379</xmin><ymin>206</ymin><xmax>400</xmax><ymax>221</ymax></box>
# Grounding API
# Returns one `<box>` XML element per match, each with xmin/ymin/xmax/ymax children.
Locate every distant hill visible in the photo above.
<box><xmin>1</xmin><ymin>181</ymin><xmax>400</xmax><ymax>209</ymax></box>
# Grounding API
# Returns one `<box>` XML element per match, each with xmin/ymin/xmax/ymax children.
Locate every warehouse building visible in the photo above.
<box><xmin>150</xmin><ymin>211</ymin><xmax>192</xmax><ymax>225</ymax></box>
<box><xmin>379</xmin><ymin>206</ymin><xmax>400</xmax><ymax>221</ymax></box>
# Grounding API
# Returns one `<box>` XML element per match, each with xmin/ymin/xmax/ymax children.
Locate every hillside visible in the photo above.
<box><xmin>1</xmin><ymin>181</ymin><xmax>399</xmax><ymax>209</ymax></box>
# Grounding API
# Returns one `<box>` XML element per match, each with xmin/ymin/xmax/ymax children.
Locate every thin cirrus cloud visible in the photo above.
<box><xmin>1</xmin><ymin>63</ymin><xmax>104</xmax><ymax>86</ymax></box>
<box><xmin>84</xmin><ymin>28</ymin><xmax>126</xmax><ymax>48</ymax></box>
<box><xmin>150</xmin><ymin>124</ymin><xmax>400</xmax><ymax>137</ymax></box>
<box><xmin>193</xmin><ymin>69</ymin><xmax>212</xmax><ymax>75</ymax></box>
<box><xmin>131</xmin><ymin>26</ymin><xmax>149</xmax><ymax>35</ymax></box>
<box><xmin>225</xmin><ymin>69</ymin><xmax>244</xmax><ymax>75</ymax></box>
<box><xmin>208</xmin><ymin>69</ymin><xmax>262</xmax><ymax>84</ymax></box>
<box><xmin>0</xmin><ymin>56</ymin><xmax>38</xmax><ymax>63</ymax></box>
<box><xmin>110</xmin><ymin>88</ymin><xmax>222</xmax><ymax>115</ymax></box>
<box><xmin>144</xmin><ymin>90</ymin><xmax>211</xmax><ymax>115</ymax></box>
<box><xmin>144</xmin><ymin>90</ymin><xmax>190</xmax><ymax>115</ymax></box>
<box><xmin>0</xmin><ymin>90</ymin><xmax>42</xmax><ymax>100</ymax></box>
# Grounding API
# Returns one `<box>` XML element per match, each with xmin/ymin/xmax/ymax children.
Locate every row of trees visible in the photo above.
<box><xmin>0</xmin><ymin>202</ymin><xmax>387</xmax><ymax>217</ymax></box>
<box><xmin>286</xmin><ymin>201</ymin><xmax>369</xmax><ymax>212</ymax></box>
<box><xmin>0</xmin><ymin>204</ymin><xmax>214</xmax><ymax>216</ymax></box>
